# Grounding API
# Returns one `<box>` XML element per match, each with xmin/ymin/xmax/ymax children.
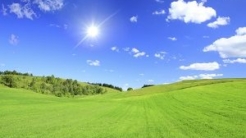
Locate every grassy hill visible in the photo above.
<box><xmin>0</xmin><ymin>71</ymin><xmax>122</xmax><ymax>97</ymax></box>
<box><xmin>0</xmin><ymin>79</ymin><xmax>246</xmax><ymax>138</ymax></box>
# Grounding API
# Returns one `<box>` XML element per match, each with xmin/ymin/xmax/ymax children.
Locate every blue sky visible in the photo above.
<box><xmin>1</xmin><ymin>0</ymin><xmax>246</xmax><ymax>90</ymax></box>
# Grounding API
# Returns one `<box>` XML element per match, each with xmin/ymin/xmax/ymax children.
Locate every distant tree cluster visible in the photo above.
<box><xmin>0</xmin><ymin>70</ymin><xmax>107</xmax><ymax>97</ymax></box>
<box><xmin>127</xmin><ymin>87</ymin><xmax>133</xmax><ymax>91</ymax></box>
<box><xmin>0</xmin><ymin>70</ymin><xmax>33</xmax><ymax>76</ymax></box>
<box><xmin>142</xmin><ymin>84</ymin><xmax>154</xmax><ymax>88</ymax></box>
<box><xmin>87</xmin><ymin>82</ymin><xmax>123</xmax><ymax>92</ymax></box>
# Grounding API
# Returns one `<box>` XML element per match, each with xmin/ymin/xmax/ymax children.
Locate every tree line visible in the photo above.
<box><xmin>142</xmin><ymin>84</ymin><xmax>154</xmax><ymax>88</ymax></box>
<box><xmin>0</xmin><ymin>70</ymin><xmax>33</xmax><ymax>76</ymax></box>
<box><xmin>87</xmin><ymin>82</ymin><xmax>123</xmax><ymax>91</ymax></box>
<box><xmin>0</xmin><ymin>70</ymin><xmax>118</xmax><ymax>97</ymax></box>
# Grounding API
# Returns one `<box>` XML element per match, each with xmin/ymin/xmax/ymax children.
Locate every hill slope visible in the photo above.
<box><xmin>0</xmin><ymin>71</ymin><xmax>122</xmax><ymax>97</ymax></box>
<box><xmin>0</xmin><ymin>79</ymin><xmax>246</xmax><ymax>138</ymax></box>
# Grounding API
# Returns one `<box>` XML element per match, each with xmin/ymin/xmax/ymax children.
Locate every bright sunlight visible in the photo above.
<box><xmin>87</xmin><ymin>25</ymin><xmax>99</xmax><ymax>37</ymax></box>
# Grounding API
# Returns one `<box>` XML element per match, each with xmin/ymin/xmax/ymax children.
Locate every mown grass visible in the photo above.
<box><xmin>0</xmin><ymin>79</ymin><xmax>246</xmax><ymax>138</ymax></box>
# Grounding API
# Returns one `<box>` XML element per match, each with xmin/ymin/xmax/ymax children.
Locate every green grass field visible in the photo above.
<box><xmin>0</xmin><ymin>79</ymin><xmax>246</xmax><ymax>138</ymax></box>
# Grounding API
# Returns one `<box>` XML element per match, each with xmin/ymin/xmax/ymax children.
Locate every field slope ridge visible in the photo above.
<box><xmin>0</xmin><ymin>79</ymin><xmax>246</xmax><ymax>138</ymax></box>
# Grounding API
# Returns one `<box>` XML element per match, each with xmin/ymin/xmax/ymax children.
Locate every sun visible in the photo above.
<box><xmin>75</xmin><ymin>11</ymin><xmax>120</xmax><ymax>48</ymax></box>
<box><xmin>87</xmin><ymin>25</ymin><xmax>99</xmax><ymax>37</ymax></box>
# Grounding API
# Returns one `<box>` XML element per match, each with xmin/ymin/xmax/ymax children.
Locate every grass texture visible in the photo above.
<box><xmin>0</xmin><ymin>79</ymin><xmax>246</xmax><ymax>138</ymax></box>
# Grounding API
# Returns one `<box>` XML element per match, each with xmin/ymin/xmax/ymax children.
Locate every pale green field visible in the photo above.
<box><xmin>0</xmin><ymin>79</ymin><xmax>246</xmax><ymax>138</ymax></box>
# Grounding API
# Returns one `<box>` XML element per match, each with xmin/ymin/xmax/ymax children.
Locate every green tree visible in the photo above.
<box><xmin>40</xmin><ymin>82</ymin><xmax>47</xmax><ymax>93</ymax></box>
<box><xmin>1</xmin><ymin>75</ymin><xmax>17</xmax><ymax>88</ymax></box>
<box><xmin>30</xmin><ymin>78</ymin><xmax>39</xmax><ymax>92</ymax></box>
<box><xmin>29</xmin><ymin>78</ymin><xmax>36</xmax><ymax>88</ymax></box>
<box><xmin>127</xmin><ymin>87</ymin><xmax>133</xmax><ymax>91</ymax></box>
<box><xmin>46</xmin><ymin>75</ymin><xmax>55</xmax><ymax>84</ymax></box>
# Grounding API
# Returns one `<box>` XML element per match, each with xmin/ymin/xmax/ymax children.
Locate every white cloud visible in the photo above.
<box><xmin>105</xmin><ymin>69</ymin><xmax>114</xmax><ymax>72</ymax></box>
<box><xmin>139</xmin><ymin>73</ymin><xmax>144</xmax><ymax>76</ymax></box>
<box><xmin>148</xmin><ymin>79</ymin><xmax>154</xmax><ymax>83</ymax></box>
<box><xmin>180</xmin><ymin>62</ymin><xmax>220</xmax><ymax>71</ymax></box>
<box><xmin>49</xmin><ymin>24</ymin><xmax>60</xmax><ymax>28</ymax></box>
<box><xmin>223</xmin><ymin>58</ymin><xmax>246</xmax><ymax>64</ymax></box>
<box><xmin>5</xmin><ymin>0</ymin><xmax>64</xmax><ymax>20</ymax></box>
<box><xmin>236</xmin><ymin>27</ymin><xmax>246</xmax><ymax>35</ymax></box>
<box><xmin>168</xmin><ymin>37</ymin><xmax>177</xmax><ymax>41</ymax></box>
<box><xmin>207</xmin><ymin>17</ymin><xmax>230</xmax><ymax>28</ymax></box>
<box><xmin>132</xmin><ymin>48</ymin><xmax>139</xmax><ymax>53</ymax></box>
<box><xmin>203</xmin><ymin>27</ymin><xmax>246</xmax><ymax>58</ymax></box>
<box><xmin>199</xmin><ymin>74</ymin><xmax>223</xmax><ymax>79</ymax></box>
<box><xmin>1</xmin><ymin>4</ymin><xmax>8</xmax><ymax>16</ymax></box>
<box><xmin>9</xmin><ymin>3</ymin><xmax>36</xmax><ymax>20</ymax></box>
<box><xmin>86</xmin><ymin>60</ymin><xmax>100</xmax><ymax>66</ymax></box>
<box><xmin>123</xmin><ymin>47</ymin><xmax>130</xmax><ymax>52</ymax></box>
<box><xmin>49</xmin><ymin>23</ymin><xmax>67</xmax><ymax>30</ymax></box>
<box><xmin>154</xmin><ymin>51</ymin><xmax>166</xmax><ymax>60</ymax></box>
<box><xmin>21</xmin><ymin>0</ymin><xmax>31</xmax><ymax>2</ymax></box>
<box><xmin>130</xmin><ymin>16</ymin><xmax>138</xmax><ymax>23</ymax></box>
<box><xmin>134</xmin><ymin>52</ymin><xmax>146</xmax><ymax>58</ymax></box>
<box><xmin>155</xmin><ymin>0</ymin><xmax>164</xmax><ymax>3</ymax></box>
<box><xmin>179</xmin><ymin>75</ymin><xmax>198</xmax><ymax>80</ymax></box>
<box><xmin>109</xmin><ymin>69</ymin><xmax>114</xmax><ymax>72</ymax></box>
<box><xmin>167</xmin><ymin>0</ymin><xmax>216</xmax><ymax>24</ymax></box>
<box><xmin>203</xmin><ymin>35</ymin><xmax>209</xmax><ymax>38</ymax></box>
<box><xmin>131</xmin><ymin>48</ymin><xmax>146</xmax><ymax>58</ymax></box>
<box><xmin>34</xmin><ymin>0</ymin><xmax>64</xmax><ymax>12</ymax></box>
<box><xmin>111</xmin><ymin>46</ymin><xmax>119</xmax><ymax>52</ymax></box>
<box><xmin>153</xmin><ymin>10</ymin><xmax>165</xmax><ymax>15</ymax></box>
<box><xmin>179</xmin><ymin>73</ymin><xmax>223</xmax><ymax>80</ymax></box>
<box><xmin>9</xmin><ymin>34</ymin><xmax>19</xmax><ymax>45</ymax></box>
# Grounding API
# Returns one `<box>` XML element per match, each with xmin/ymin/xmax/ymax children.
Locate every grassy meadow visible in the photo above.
<box><xmin>0</xmin><ymin>79</ymin><xmax>246</xmax><ymax>138</ymax></box>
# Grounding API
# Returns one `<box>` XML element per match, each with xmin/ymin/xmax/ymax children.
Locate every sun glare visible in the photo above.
<box><xmin>75</xmin><ymin>11</ymin><xmax>120</xmax><ymax>48</ymax></box>
<box><xmin>87</xmin><ymin>25</ymin><xmax>99</xmax><ymax>37</ymax></box>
